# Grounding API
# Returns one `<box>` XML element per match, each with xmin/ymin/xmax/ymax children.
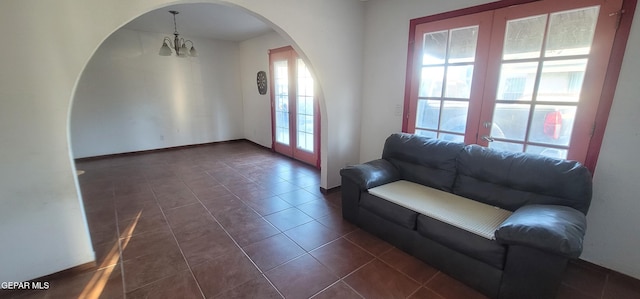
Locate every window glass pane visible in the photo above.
<box><xmin>416</xmin><ymin>129</ymin><xmax>437</xmax><ymax>139</ymax></box>
<box><xmin>545</xmin><ymin>6</ymin><xmax>599</xmax><ymax>57</ymax></box>
<box><xmin>423</xmin><ymin>31</ymin><xmax>448</xmax><ymax>65</ymax></box>
<box><xmin>537</xmin><ymin>59</ymin><xmax>587</xmax><ymax>102</ymax></box>
<box><xmin>419</xmin><ymin>66</ymin><xmax>444</xmax><ymax>97</ymax></box>
<box><xmin>439</xmin><ymin>133</ymin><xmax>465</xmax><ymax>143</ymax></box>
<box><xmin>489</xmin><ymin>140</ymin><xmax>523</xmax><ymax>153</ymax></box>
<box><xmin>491</xmin><ymin>103</ymin><xmax>531</xmax><ymax>141</ymax></box>
<box><xmin>496</xmin><ymin>62</ymin><xmax>539</xmax><ymax>101</ymax></box>
<box><xmin>503</xmin><ymin>14</ymin><xmax>547</xmax><ymax>60</ymax></box>
<box><xmin>416</xmin><ymin>99</ymin><xmax>440</xmax><ymax>130</ymax></box>
<box><xmin>296</xmin><ymin>59</ymin><xmax>314</xmax><ymax>152</ymax></box>
<box><xmin>277</xmin><ymin>127</ymin><xmax>289</xmax><ymax>145</ymax></box>
<box><xmin>306</xmin><ymin>97</ymin><xmax>314</xmax><ymax>115</ymax></box>
<box><xmin>448</xmin><ymin>26</ymin><xmax>479</xmax><ymax>63</ymax></box>
<box><xmin>306</xmin><ymin>115</ymin><xmax>314</xmax><ymax>132</ymax></box>
<box><xmin>528</xmin><ymin>105</ymin><xmax>576</xmax><ymax>146</ymax></box>
<box><xmin>274</xmin><ymin>61</ymin><xmax>288</xmax><ymax>97</ymax></box>
<box><xmin>444</xmin><ymin>65</ymin><xmax>474</xmax><ymax>98</ymax></box>
<box><xmin>274</xmin><ymin>59</ymin><xmax>289</xmax><ymax>145</ymax></box>
<box><xmin>297</xmin><ymin>131</ymin><xmax>313</xmax><ymax>152</ymax></box>
<box><xmin>297</xmin><ymin>59</ymin><xmax>314</xmax><ymax>96</ymax></box>
<box><xmin>525</xmin><ymin>145</ymin><xmax>568</xmax><ymax>159</ymax></box>
<box><xmin>440</xmin><ymin>101</ymin><xmax>469</xmax><ymax>133</ymax></box>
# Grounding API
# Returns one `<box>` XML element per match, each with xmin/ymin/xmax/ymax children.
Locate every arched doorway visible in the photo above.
<box><xmin>70</xmin><ymin>2</ymin><xmax>325</xmax><ymax>168</ymax></box>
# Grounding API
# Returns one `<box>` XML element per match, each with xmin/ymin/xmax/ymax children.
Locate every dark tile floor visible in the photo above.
<box><xmin>6</xmin><ymin>141</ymin><xmax>640</xmax><ymax>299</ymax></box>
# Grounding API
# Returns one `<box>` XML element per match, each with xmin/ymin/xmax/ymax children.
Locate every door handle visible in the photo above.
<box><xmin>482</xmin><ymin>135</ymin><xmax>495</xmax><ymax>142</ymax></box>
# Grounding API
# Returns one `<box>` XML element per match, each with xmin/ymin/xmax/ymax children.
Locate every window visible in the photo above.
<box><xmin>404</xmin><ymin>0</ymin><xmax>633</xmax><ymax>171</ymax></box>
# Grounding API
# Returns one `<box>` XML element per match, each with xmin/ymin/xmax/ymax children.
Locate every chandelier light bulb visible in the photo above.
<box><xmin>158</xmin><ymin>10</ymin><xmax>196</xmax><ymax>58</ymax></box>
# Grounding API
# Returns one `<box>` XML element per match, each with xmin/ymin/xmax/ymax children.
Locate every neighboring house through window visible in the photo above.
<box><xmin>404</xmin><ymin>0</ymin><xmax>635</xmax><ymax>172</ymax></box>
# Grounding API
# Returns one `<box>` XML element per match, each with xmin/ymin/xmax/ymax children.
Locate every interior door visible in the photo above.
<box><xmin>269</xmin><ymin>46</ymin><xmax>320</xmax><ymax>167</ymax></box>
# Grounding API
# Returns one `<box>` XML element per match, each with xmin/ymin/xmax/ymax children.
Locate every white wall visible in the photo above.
<box><xmin>239</xmin><ymin>31</ymin><xmax>288</xmax><ymax>148</ymax></box>
<box><xmin>582</xmin><ymin>13</ymin><xmax>640</xmax><ymax>278</ymax></box>
<box><xmin>359</xmin><ymin>0</ymin><xmax>483</xmax><ymax>162</ymax></box>
<box><xmin>0</xmin><ymin>0</ymin><xmax>364</xmax><ymax>282</ymax></box>
<box><xmin>360</xmin><ymin>0</ymin><xmax>640</xmax><ymax>279</ymax></box>
<box><xmin>71</xmin><ymin>28</ymin><xmax>244</xmax><ymax>158</ymax></box>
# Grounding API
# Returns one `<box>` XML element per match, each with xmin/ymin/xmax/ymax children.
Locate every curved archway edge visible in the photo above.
<box><xmin>0</xmin><ymin>0</ymin><xmax>363</xmax><ymax>282</ymax></box>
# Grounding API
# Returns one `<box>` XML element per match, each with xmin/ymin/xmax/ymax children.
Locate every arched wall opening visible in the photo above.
<box><xmin>69</xmin><ymin>1</ymin><xmax>329</xmax><ymax>180</ymax></box>
<box><xmin>0</xmin><ymin>0</ymin><xmax>363</xmax><ymax>283</ymax></box>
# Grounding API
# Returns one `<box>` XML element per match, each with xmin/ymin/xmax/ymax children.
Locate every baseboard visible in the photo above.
<box><xmin>320</xmin><ymin>185</ymin><xmax>341</xmax><ymax>194</ymax></box>
<box><xmin>74</xmin><ymin>139</ymin><xmax>255</xmax><ymax>162</ymax></box>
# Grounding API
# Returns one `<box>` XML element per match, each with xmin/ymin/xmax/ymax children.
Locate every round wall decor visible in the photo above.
<box><xmin>257</xmin><ymin>71</ymin><xmax>267</xmax><ymax>95</ymax></box>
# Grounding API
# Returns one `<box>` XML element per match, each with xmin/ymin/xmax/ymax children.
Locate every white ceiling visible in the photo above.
<box><xmin>124</xmin><ymin>3</ymin><xmax>274</xmax><ymax>42</ymax></box>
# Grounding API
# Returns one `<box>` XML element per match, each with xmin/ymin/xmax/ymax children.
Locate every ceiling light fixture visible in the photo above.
<box><xmin>159</xmin><ymin>10</ymin><xmax>197</xmax><ymax>57</ymax></box>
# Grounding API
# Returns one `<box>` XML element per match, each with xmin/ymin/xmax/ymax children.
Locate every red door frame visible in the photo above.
<box><xmin>403</xmin><ymin>0</ymin><xmax>636</xmax><ymax>173</ymax></box>
<box><xmin>269</xmin><ymin>46</ymin><xmax>321</xmax><ymax>168</ymax></box>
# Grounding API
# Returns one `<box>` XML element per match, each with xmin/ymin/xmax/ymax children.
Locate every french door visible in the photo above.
<box><xmin>406</xmin><ymin>0</ymin><xmax>622</xmax><ymax>163</ymax></box>
<box><xmin>269</xmin><ymin>46</ymin><xmax>319</xmax><ymax>167</ymax></box>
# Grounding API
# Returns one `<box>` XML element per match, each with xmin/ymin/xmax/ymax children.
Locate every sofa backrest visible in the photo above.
<box><xmin>382</xmin><ymin>133</ymin><xmax>464</xmax><ymax>192</ymax></box>
<box><xmin>453</xmin><ymin>145</ymin><xmax>592</xmax><ymax>214</ymax></box>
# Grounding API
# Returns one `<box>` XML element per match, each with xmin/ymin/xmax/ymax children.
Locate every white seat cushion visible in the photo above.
<box><xmin>368</xmin><ymin>180</ymin><xmax>512</xmax><ymax>240</ymax></box>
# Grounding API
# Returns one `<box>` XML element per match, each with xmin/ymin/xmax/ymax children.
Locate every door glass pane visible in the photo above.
<box><xmin>448</xmin><ymin>26</ymin><xmax>479</xmax><ymax>63</ymax></box>
<box><xmin>503</xmin><ymin>14</ymin><xmax>547</xmax><ymax>60</ymax></box>
<box><xmin>439</xmin><ymin>133</ymin><xmax>465</xmax><ymax>143</ymax></box>
<box><xmin>525</xmin><ymin>145</ymin><xmax>568</xmax><ymax>159</ymax></box>
<box><xmin>545</xmin><ymin>6</ymin><xmax>599</xmax><ymax>57</ymax></box>
<box><xmin>416</xmin><ymin>24</ymin><xmax>481</xmax><ymax>141</ymax></box>
<box><xmin>491</xmin><ymin>103</ymin><xmax>530</xmax><ymax>141</ymax></box>
<box><xmin>496</xmin><ymin>62</ymin><xmax>539</xmax><ymax>101</ymax></box>
<box><xmin>528</xmin><ymin>105</ymin><xmax>576</xmax><ymax>146</ymax></box>
<box><xmin>444</xmin><ymin>65</ymin><xmax>474</xmax><ymax>98</ymax></box>
<box><xmin>440</xmin><ymin>101</ymin><xmax>468</xmax><ymax>133</ymax></box>
<box><xmin>416</xmin><ymin>129</ymin><xmax>437</xmax><ymax>138</ymax></box>
<box><xmin>489</xmin><ymin>140</ymin><xmax>524</xmax><ymax>153</ymax></box>
<box><xmin>416</xmin><ymin>99</ymin><xmax>440</xmax><ymax>130</ymax></box>
<box><xmin>423</xmin><ymin>31</ymin><xmax>448</xmax><ymax>64</ymax></box>
<box><xmin>537</xmin><ymin>59</ymin><xmax>587</xmax><ymax>102</ymax></box>
<box><xmin>274</xmin><ymin>60</ymin><xmax>289</xmax><ymax>145</ymax></box>
<box><xmin>419</xmin><ymin>66</ymin><xmax>444</xmax><ymax>97</ymax></box>
<box><xmin>296</xmin><ymin>59</ymin><xmax>314</xmax><ymax>152</ymax></box>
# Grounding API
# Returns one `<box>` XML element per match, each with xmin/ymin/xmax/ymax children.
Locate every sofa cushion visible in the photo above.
<box><xmin>382</xmin><ymin>133</ymin><xmax>464</xmax><ymax>192</ymax></box>
<box><xmin>417</xmin><ymin>214</ymin><xmax>507</xmax><ymax>270</ymax></box>
<box><xmin>454</xmin><ymin>145</ymin><xmax>592</xmax><ymax>214</ymax></box>
<box><xmin>360</xmin><ymin>192</ymin><xmax>418</xmax><ymax>229</ymax></box>
<box><xmin>368</xmin><ymin>180</ymin><xmax>512</xmax><ymax>240</ymax></box>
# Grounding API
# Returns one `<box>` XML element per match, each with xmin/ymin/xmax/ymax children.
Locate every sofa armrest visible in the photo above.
<box><xmin>494</xmin><ymin>204</ymin><xmax>586</xmax><ymax>258</ymax></box>
<box><xmin>340</xmin><ymin>159</ymin><xmax>400</xmax><ymax>190</ymax></box>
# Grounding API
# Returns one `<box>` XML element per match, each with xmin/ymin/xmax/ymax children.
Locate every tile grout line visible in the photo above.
<box><xmin>146</xmin><ymin>173</ymin><xmax>207</xmax><ymax>299</ymax></box>
<box><xmin>182</xmin><ymin>163</ymin><xmax>290</xmax><ymax>298</ymax></box>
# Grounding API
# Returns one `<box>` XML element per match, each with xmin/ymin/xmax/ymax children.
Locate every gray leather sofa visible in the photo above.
<box><xmin>340</xmin><ymin>133</ymin><xmax>592</xmax><ymax>299</ymax></box>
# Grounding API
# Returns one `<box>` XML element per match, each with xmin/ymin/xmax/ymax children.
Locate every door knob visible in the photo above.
<box><xmin>482</xmin><ymin>135</ymin><xmax>495</xmax><ymax>142</ymax></box>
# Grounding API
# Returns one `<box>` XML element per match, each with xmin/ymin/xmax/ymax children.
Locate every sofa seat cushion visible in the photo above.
<box><xmin>417</xmin><ymin>214</ymin><xmax>507</xmax><ymax>269</ymax></box>
<box><xmin>368</xmin><ymin>180</ymin><xmax>512</xmax><ymax>240</ymax></box>
<box><xmin>360</xmin><ymin>192</ymin><xmax>418</xmax><ymax>229</ymax></box>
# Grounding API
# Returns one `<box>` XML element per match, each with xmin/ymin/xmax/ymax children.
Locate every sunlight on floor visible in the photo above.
<box><xmin>78</xmin><ymin>211</ymin><xmax>141</xmax><ymax>299</ymax></box>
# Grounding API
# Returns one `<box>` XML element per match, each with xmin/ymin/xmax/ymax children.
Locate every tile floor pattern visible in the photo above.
<box><xmin>5</xmin><ymin>141</ymin><xmax>640</xmax><ymax>299</ymax></box>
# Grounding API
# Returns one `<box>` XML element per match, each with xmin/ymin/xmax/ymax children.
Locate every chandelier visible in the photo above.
<box><xmin>159</xmin><ymin>11</ymin><xmax>197</xmax><ymax>57</ymax></box>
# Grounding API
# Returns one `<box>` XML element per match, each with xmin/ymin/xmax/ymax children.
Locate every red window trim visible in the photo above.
<box><xmin>584</xmin><ymin>0</ymin><xmax>637</xmax><ymax>172</ymax></box>
<box><xmin>268</xmin><ymin>46</ymin><xmax>322</xmax><ymax>168</ymax></box>
<box><xmin>403</xmin><ymin>0</ymin><xmax>637</xmax><ymax>174</ymax></box>
<box><xmin>402</xmin><ymin>0</ymin><xmax>540</xmax><ymax>131</ymax></box>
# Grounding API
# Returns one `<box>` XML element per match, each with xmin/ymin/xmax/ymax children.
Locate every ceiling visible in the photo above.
<box><xmin>124</xmin><ymin>3</ymin><xmax>274</xmax><ymax>42</ymax></box>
